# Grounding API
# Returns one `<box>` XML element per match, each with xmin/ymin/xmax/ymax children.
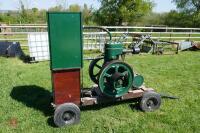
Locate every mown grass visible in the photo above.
<box><xmin>0</xmin><ymin>51</ymin><xmax>199</xmax><ymax>132</ymax></box>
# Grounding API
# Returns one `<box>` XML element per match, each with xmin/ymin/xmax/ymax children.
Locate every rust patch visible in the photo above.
<box><xmin>8</xmin><ymin>118</ymin><xmax>18</xmax><ymax>128</ymax></box>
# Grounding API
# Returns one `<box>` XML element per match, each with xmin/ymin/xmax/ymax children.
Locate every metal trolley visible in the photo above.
<box><xmin>47</xmin><ymin>12</ymin><xmax>161</xmax><ymax>127</ymax></box>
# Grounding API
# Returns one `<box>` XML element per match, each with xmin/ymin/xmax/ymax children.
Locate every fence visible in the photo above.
<box><xmin>0</xmin><ymin>25</ymin><xmax>200</xmax><ymax>61</ymax></box>
<box><xmin>1</xmin><ymin>25</ymin><xmax>200</xmax><ymax>42</ymax></box>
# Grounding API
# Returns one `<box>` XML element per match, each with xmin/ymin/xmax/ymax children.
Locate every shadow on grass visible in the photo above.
<box><xmin>10</xmin><ymin>86</ymin><xmax>141</xmax><ymax>127</ymax></box>
<box><xmin>10</xmin><ymin>85</ymin><xmax>53</xmax><ymax>116</ymax></box>
<box><xmin>46</xmin><ymin>100</ymin><xmax>141</xmax><ymax>128</ymax></box>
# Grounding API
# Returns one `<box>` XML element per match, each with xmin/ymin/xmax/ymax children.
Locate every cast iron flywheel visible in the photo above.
<box><xmin>89</xmin><ymin>58</ymin><xmax>104</xmax><ymax>84</ymax></box>
<box><xmin>98</xmin><ymin>60</ymin><xmax>134</xmax><ymax>97</ymax></box>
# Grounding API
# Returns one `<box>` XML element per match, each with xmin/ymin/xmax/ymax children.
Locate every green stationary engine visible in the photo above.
<box><xmin>47</xmin><ymin>14</ymin><xmax>161</xmax><ymax>127</ymax></box>
<box><xmin>104</xmin><ymin>42</ymin><xmax>123</xmax><ymax>61</ymax></box>
<box><xmin>88</xmin><ymin>28</ymin><xmax>144</xmax><ymax>97</ymax></box>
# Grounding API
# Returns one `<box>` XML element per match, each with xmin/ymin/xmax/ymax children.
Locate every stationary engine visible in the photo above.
<box><xmin>88</xmin><ymin>28</ymin><xmax>144</xmax><ymax>97</ymax></box>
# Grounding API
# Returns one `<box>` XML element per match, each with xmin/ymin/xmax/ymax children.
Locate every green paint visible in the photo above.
<box><xmin>98</xmin><ymin>61</ymin><xmax>133</xmax><ymax>97</ymax></box>
<box><xmin>133</xmin><ymin>75</ymin><xmax>144</xmax><ymax>88</ymax></box>
<box><xmin>47</xmin><ymin>12</ymin><xmax>83</xmax><ymax>70</ymax></box>
<box><xmin>104</xmin><ymin>42</ymin><xmax>124</xmax><ymax>62</ymax></box>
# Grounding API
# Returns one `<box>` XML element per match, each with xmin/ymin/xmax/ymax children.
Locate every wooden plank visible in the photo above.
<box><xmin>81</xmin><ymin>87</ymin><xmax>155</xmax><ymax>106</ymax></box>
<box><xmin>122</xmin><ymin>90</ymin><xmax>144</xmax><ymax>100</ymax></box>
<box><xmin>81</xmin><ymin>97</ymin><xmax>97</xmax><ymax>106</ymax></box>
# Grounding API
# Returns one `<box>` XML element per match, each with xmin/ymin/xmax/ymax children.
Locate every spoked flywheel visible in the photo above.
<box><xmin>98</xmin><ymin>60</ymin><xmax>134</xmax><ymax>97</ymax></box>
<box><xmin>89</xmin><ymin>58</ymin><xmax>104</xmax><ymax>84</ymax></box>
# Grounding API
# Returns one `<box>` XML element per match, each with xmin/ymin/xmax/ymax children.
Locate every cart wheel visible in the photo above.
<box><xmin>139</xmin><ymin>91</ymin><xmax>161</xmax><ymax>112</ymax></box>
<box><xmin>54</xmin><ymin>103</ymin><xmax>80</xmax><ymax>127</ymax></box>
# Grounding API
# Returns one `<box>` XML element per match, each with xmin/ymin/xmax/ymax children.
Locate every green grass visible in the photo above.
<box><xmin>0</xmin><ymin>51</ymin><xmax>200</xmax><ymax>132</ymax></box>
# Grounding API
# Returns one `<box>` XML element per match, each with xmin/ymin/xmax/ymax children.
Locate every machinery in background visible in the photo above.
<box><xmin>128</xmin><ymin>34</ymin><xmax>198</xmax><ymax>55</ymax></box>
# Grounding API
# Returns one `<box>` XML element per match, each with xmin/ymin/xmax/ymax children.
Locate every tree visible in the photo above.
<box><xmin>164</xmin><ymin>10</ymin><xmax>193</xmax><ymax>27</ymax></box>
<box><xmin>82</xmin><ymin>4</ymin><xmax>93</xmax><ymax>25</ymax></box>
<box><xmin>172</xmin><ymin>0</ymin><xmax>200</xmax><ymax>27</ymax></box>
<box><xmin>94</xmin><ymin>0</ymin><xmax>153</xmax><ymax>26</ymax></box>
<box><xmin>19</xmin><ymin>0</ymin><xmax>28</xmax><ymax>23</ymax></box>
<box><xmin>48</xmin><ymin>0</ymin><xmax>67</xmax><ymax>11</ymax></box>
<box><xmin>140</xmin><ymin>12</ymin><xmax>167</xmax><ymax>26</ymax></box>
<box><xmin>173</xmin><ymin>0</ymin><xmax>200</xmax><ymax>13</ymax></box>
<box><xmin>68</xmin><ymin>4</ymin><xmax>81</xmax><ymax>12</ymax></box>
<box><xmin>48</xmin><ymin>5</ymin><xmax>64</xmax><ymax>11</ymax></box>
<box><xmin>32</xmin><ymin>8</ymin><xmax>38</xmax><ymax>13</ymax></box>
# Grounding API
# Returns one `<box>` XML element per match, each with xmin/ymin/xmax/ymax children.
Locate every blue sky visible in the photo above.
<box><xmin>153</xmin><ymin>0</ymin><xmax>176</xmax><ymax>12</ymax></box>
<box><xmin>0</xmin><ymin>0</ymin><xmax>176</xmax><ymax>12</ymax></box>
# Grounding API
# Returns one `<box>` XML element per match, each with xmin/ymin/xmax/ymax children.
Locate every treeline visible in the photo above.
<box><xmin>0</xmin><ymin>3</ymin><xmax>93</xmax><ymax>25</ymax></box>
<box><xmin>0</xmin><ymin>0</ymin><xmax>199</xmax><ymax>27</ymax></box>
<box><xmin>140</xmin><ymin>11</ymin><xmax>200</xmax><ymax>28</ymax></box>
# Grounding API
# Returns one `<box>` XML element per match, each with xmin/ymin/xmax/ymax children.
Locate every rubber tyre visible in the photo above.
<box><xmin>54</xmin><ymin>103</ymin><xmax>80</xmax><ymax>127</ymax></box>
<box><xmin>139</xmin><ymin>91</ymin><xmax>161</xmax><ymax>112</ymax></box>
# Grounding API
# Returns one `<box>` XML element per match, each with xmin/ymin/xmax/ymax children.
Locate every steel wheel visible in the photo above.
<box><xmin>89</xmin><ymin>58</ymin><xmax>104</xmax><ymax>84</ymax></box>
<box><xmin>98</xmin><ymin>60</ymin><xmax>133</xmax><ymax>97</ymax></box>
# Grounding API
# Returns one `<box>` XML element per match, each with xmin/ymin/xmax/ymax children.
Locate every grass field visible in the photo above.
<box><xmin>0</xmin><ymin>51</ymin><xmax>200</xmax><ymax>132</ymax></box>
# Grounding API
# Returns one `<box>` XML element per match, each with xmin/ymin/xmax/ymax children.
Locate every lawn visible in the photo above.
<box><xmin>0</xmin><ymin>51</ymin><xmax>199</xmax><ymax>132</ymax></box>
